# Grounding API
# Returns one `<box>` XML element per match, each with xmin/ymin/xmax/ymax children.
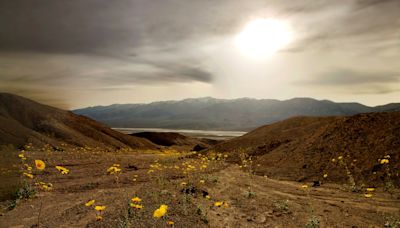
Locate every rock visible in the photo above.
<box><xmin>254</xmin><ymin>214</ymin><xmax>266</xmax><ymax>224</ymax></box>
<box><xmin>312</xmin><ymin>180</ymin><xmax>321</xmax><ymax>187</ymax></box>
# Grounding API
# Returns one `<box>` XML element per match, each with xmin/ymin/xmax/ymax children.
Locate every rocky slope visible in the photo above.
<box><xmin>213</xmin><ymin>112</ymin><xmax>400</xmax><ymax>186</ymax></box>
<box><xmin>0</xmin><ymin>93</ymin><xmax>156</xmax><ymax>149</ymax></box>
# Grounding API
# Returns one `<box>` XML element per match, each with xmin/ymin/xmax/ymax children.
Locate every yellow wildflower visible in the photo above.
<box><xmin>153</xmin><ymin>204</ymin><xmax>168</xmax><ymax>218</ymax></box>
<box><xmin>35</xmin><ymin>160</ymin><xmax>46</xmax><ymax>170</ymax></box>
<box><xmin>380</xmin><ymin>159</ymin><xmax>389</xmax><ymax>164</ymax></box>
<box><xmin>131</xmin><ymin>197</ymin><xmax>141</xmax><ymax>202</ymax></box>
<box><xmin>55</xmin><ymin>166</ymin><xmax>69</xmax><ymax>174</ymax></box>
<box><xmin>40</xmin><ymin>182</ymin><xmax>53</xmax><ymax>191</ymax></box>
<box><xmin>214</xmin><ymin>202</ymin><xmax>223</xmax><ymax>207</ymax></box>
<box><xmin>130</xmin><ymin>203</ymin><xmax>143</xmax><ymax>209</ymax></box>
<box><xmin>23</xmin><ymin>172</ymin><xmax>34</xmax><ymax>179</ymax></box>
<box><xmin>364</xmin><ymin>193</ymin><xmax>373</xmax><ymax>198</ymax></box>
<box><xmin>167</xmin><ymin>221</ymin><xmax>174</xmax><ymax>225</ymax></box>
<box><xmin>96</xmin><ymin>215</ymin><xmax>103</xmax><ymax>221</ymax></box>
<box><xmin>95</xmin><ymin>205</ymin><xmax>106</xmax><ymax>211</ymax></box>
<box><xmin>366</xmin><ymin>188</ymin><xmax>375</xmax><ymax>192</ymax></box>
<box><xmin>85</xmin><ymin>200</ymin><xmax>95</xmax><ymax>207</ymax></box>
<box><xmin>107</xmin><ymin>166</ymin><xmax>121</xmax><ymax>174</ymax></box>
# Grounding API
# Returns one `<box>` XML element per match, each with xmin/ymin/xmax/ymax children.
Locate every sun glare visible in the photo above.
<box><xmin>235</xmin><ymin>18</ymin><xmax>293</xmax><ymax>59</ymax></box>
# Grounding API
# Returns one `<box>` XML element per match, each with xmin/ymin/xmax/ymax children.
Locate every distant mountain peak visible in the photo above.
<box><xmin>74</xmin><ymin>97</ymin><xmax>399</xmax><ymax>131</ymax></box>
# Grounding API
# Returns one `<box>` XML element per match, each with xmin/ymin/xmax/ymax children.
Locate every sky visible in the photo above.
<box><xmin>0</xmin><ymin>0</ymin><xmax>399</xmax><ymax>109</ymax></box>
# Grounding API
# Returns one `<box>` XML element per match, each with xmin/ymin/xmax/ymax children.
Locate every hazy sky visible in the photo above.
<box><xmin>0</xmin><ymin>0</ymin><xmax>399</xmax><ymax>109</ymax></box>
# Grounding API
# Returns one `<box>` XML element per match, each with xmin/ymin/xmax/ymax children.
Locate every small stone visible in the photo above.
<box><xmin>254</xmin><ymin>215</ymin><xmax>266</xmax><ymax>224</ymax></box>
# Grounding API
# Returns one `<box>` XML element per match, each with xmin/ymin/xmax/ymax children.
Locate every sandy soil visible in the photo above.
<box><xmin>0</xmin><ymin>147</ymin><xmax>399</xmax><ymax>228</ymax></box>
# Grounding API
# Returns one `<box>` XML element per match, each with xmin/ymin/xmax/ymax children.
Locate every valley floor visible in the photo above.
<box><xmin>0</xmin><ymin>146</ymin><xmax>399</xmax><ymax>227</ymax></box>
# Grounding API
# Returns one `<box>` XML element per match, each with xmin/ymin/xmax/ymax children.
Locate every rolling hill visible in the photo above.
<box><xmin>213</xmin><ymin>112</ymin><xmax>400</xmax><ymax>186</ymax></box>
<box><xmin>0</xmin><ymin>93</ymin><xmax>157</xmax><ymax>149</ymax></box>
<box><xmin>74</xmin><ymin>97</ymin><xmax>400</xmax><ymax>131</ymax></box>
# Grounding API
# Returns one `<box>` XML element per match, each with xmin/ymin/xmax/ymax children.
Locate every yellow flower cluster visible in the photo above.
<box><xmin>84</xmin><ymin>199</ymin><xmax>106</xmax><ymax>220</ymax></box>
<box><xmin>363</xmin><ymin>187</ymin><xmax>375</xmax><ymax>198</ymax></box>
<box><xmin>130</xmin><ymin>196</ymin><xmax>144</xmax><ymax>209</ymax></box>
<box><xmin>239</xmin><ymin>153</ymin><xmax>253</xmax><ymax>169</ymax></box>
<box><xmin>18</xmin><ymin>153</ymin><xmax>27</xmax><ymax>161</ymax></box>
<box><xmin>148</xmin><ymin>161</ymin><xmax>162</xmax><ymax>173</ymax></box>
<box><xmin>214</xmin><ymin>201</ymin><xmax>229</xmax><ymax>208</ymax></box>
<box><xmin>379</xmin><ymin>155</ymin><xmax>390</xmax><ymax>165</ymax></box>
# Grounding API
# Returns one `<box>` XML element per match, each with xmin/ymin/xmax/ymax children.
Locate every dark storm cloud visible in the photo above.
<box><xmin>96</xmin><ymin>63</ymin><xmax>213</xmax><ymax>85</ymax></box>
<box><xmin>0</xmin><ymin>0</ymin><xmax>399</xmax><ymax>107</ymax></box>
<box><xmin>0</xmin><ymin>0</ymin><xmax>246</xmax><ymax>54</ymax></box>
<box><xmin>1</xmin><ymin>0</ymin><xmax>398</xmax><ymax>54</ymax></box>
<box><xmin>0</xmin><ymin>0</ymin><xmax>141</xmax><ymax>53</ymax></box>
<box><xmin>0</xmin><ymin>0</ymin><xmax>225</xmax><ymax>97</ymax></box>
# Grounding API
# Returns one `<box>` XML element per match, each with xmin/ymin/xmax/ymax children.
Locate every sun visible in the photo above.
<box><xmin>235</xmin><ymin>18</ymin><xmax>293</xmax><ymax>59</ymax></box>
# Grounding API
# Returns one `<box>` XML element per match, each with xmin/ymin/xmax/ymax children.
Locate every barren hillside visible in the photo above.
<box><xmin>213</xmin><ymin>112</ymin><xmax>400</xmax><ymax>186</ymax></box>
<box><xmin>0</xmin><ymin>93</ymin><xmax>156</xmax><ymax>150</ymax></box>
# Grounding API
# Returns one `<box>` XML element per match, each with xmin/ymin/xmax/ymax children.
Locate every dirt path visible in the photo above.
<box><xmin>200</xmin><ymin>165</ymin><xmax>400</xmax><ymax>227</ymax></box>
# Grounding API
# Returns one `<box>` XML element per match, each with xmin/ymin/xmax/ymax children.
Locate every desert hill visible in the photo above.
<box><xmin>0</xmin><ymin>93</ymin><xmax>156</xmax><ymax>149</ymax></box>
<box><xmin>131</xmin><ymin>132</ymin><xmax>201</xmax><ymax>146</ymax></box>
<box><xmin>74</xmin><ymin>97</ymin><xmax>400</xmax><ymax>131</ymax></box>
<box><xmin>129</xmin><ymin>132</ymin><xmax>218</xmax><ymax>152</ymax></box>
<box><xmin>213</xmin><ymin>112</ymin><xmax>400</xmax><ymax>186</ymax></box>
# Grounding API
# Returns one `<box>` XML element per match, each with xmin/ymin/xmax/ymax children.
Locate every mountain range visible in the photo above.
<box><xmin>74</xmin><ymin>97</ymin><xmax>400</xmax><ymax>131</ymax></box>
